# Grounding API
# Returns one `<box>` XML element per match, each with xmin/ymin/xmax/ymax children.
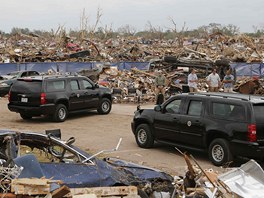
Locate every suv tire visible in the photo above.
<box><xmin>20</xmin><ymin>113</ymin><xmax>32</xmax><ymax>120</ymax></box>
<box><xmin>135</xmin><ymin>124</ymin><xmax>154</xmax><ymax>148</ymax></box>
<box><xmin>209</xmin><ymin>138</ymin><xmax>233</xmax><ymax>166</ymax></box>
<box><xmin>97</xmin><ymin>98</ymin><xmax>112</xmax><ymax>114</ymax></box>
<box><xmin>53</xmin><ymin>104</ymin><xmax>68</xmax><ymax>122</ymax></box>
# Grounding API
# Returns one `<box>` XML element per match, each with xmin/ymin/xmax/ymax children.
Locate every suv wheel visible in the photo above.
<box><xmin>135</xmin><ymin>124</ymin><xmax>154</xmax><ymax>148</ymax></box>
<box><xmin>20</xmin><ymin>113</ymin><xmax>32</xmax><ymax>120</ymax></box>
<box><xmin>53</xmin><ymin>104</ymin><xmax>68</xmax><ymax>122</ymax></box>
<box><xmin>209</xmin><ymin>138</ymin><xmax>233</xmax><ymax>166</ymax></box>
<box><xmin>97</xmin><ymin>98</ymin><xmax>112</xmax><ymax>114</ymax></box>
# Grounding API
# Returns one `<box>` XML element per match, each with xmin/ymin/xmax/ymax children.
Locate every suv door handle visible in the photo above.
<box><xmin>173</xmin><ymin>117</ymin><xmax>179</xmax><ymax>122</ymax></box>
<box><xmin>194</xmin><ymin>120</ymin><xmax>202</xmax><ymax>125</ymax></box>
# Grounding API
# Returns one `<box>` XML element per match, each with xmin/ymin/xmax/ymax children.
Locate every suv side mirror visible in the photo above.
<box><xmin>154</xmin><ymin>105</ymin><xmax>162</xmax><ymax>112</ymax></box>
<box><xmin>94</xmin><ymin>83</ymin><xmax>99</xmax><ymax>88</ymax></box>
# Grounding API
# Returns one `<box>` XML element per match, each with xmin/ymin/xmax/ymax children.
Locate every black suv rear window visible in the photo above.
<box><xmin>12</xmin><ymin>80</ymin><xmax>42</xmax><ymax>93</ymax></box>
<box><xmin>253</xmin><ymin>104</ymin><xmax>264</xmax><ymax>123</ymax></box>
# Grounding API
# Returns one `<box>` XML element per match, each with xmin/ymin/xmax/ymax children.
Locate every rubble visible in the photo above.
<box><xmin>0</xmin><ymin>31</ymin><xmax>263</xmax><ymax>64</ymax></box>
<box><xmin>0</xmin><ymin>30</ymin><xmax>264</xmax><ymax>98</ymax></box>
<box><xmin>172</xmin><ymin>150</ymin><xmax>264</xmax><ymax>198</ymax></box>
<box><xmin>0</xmin><ymin>129</ymin><xmax>173</xmax><ymax>197</ymax></box>
<box><xmin>0</xmin><ymin>129</ymin><xmax>264</xmax><ymax>197</ymax></box>
<box><xmin>234</xmin><ymin>77</ymin><xmax>264</xmax><ymax>95</ymax></box>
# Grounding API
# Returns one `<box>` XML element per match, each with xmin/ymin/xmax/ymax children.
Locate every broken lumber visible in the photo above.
<box><xmin>11</xmin><ymin>178</ymin><xmax>61</xmax><ymax>195</ymax></box>
<box><xmin>70</xmin><ymin>186</ymin><xmax>138</xmax><ymax>197</ymax></box>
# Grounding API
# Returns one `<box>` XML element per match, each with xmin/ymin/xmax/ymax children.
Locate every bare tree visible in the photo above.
<box><xmin>117</xmin><ymin>24</ymin><xmax>136</xmax><ymax>37</ymax></box>
<box><xmin>167</xmin><ymin>17</ymin><xmax>188</xmax><ymax>47</ymax></box>
<box><xmin>79</xmin><ymin>8</ymin><xmax>89</xmax><ymax>40</ymax></box>
<box><xmin>89</xmin><ymin>7</ymin><xmax>103</xmax><ymax>39</ymax></box>
<box><xmin>145</xmin><ymin>21</ymin><xmax>164</xmax><ymax>40</ymax></box>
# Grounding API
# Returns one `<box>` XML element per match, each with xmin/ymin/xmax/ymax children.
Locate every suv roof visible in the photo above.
<box><xmin>186</xmin><ymin>92</ymin><xmax>264</xmax><ymax>104</ymax></box>
<box><xmin>17</xmin><ymin>74</ymin><xmax>84</xmax><ymax>81</ymax></box>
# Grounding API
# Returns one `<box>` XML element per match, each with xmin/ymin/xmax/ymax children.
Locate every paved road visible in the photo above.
<box><xmin>0</xmin><ymin>97</ymin><xmax>245</xmax><ymax>176</ymax></box>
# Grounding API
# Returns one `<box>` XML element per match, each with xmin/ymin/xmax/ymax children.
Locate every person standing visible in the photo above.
<box><xmin>188</xmin><ymin>69</ymin><xmax>198</xmax><ymax>92</ymax></box>
<box><xmin>154</xmin><ymin>70</ymin><xmax>166</xmax><ymax>104</ymax></box>
<box><xmin>207</xmin><ymin>68</ymin><xmax>221</xmax><ymax>92</ymax></box>
<box><xmin>222</xmin><ymin>69</ymin><xmax>234</xmax><ymax>92</ymax></box>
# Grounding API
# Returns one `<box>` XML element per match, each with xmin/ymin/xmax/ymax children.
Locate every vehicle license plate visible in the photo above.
<box><xmin>21</xmin><ymin>97</ymin><xmax>28</xmax><ymax>103</ymax></box>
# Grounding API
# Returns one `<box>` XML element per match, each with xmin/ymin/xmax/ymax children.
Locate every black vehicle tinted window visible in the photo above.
<box><xmin>165</xmin><ymin>99</ymin><xmax>182</xmax><ymax>114</ymax></box>
<box><xmin>253</xmin><ymin>104</ymin><xmax>264</xmax><ymax>123</ymax></box>
<box><xmin>188</xmin><ymin>100</ymin><xmax>202</xmax><ymax>116</ymax></box>
<box><xmin>28</xmin><ymin>71</ymin><xmax>39</xmax><ymax>76</ymax></box>
<box><xmin>212</xmin><ymin>102</ymin><xmax>245</xmax><ymax>121</ymax></box>
<box><xmin>12</xmin><ymin>81</ymin><xmax>42</xmax><ymax>93</ymax></box>
<box><xmin>47</xmin><ymin>80</ymin><xmax>65</xmax><ymax>92</ymax></box>
<box><xmin>70</xmin><ymin>80</ymin><xmax>80</xmax><ymax>90</ymax></box>
<box><xmin>82</xmin><ymin>80</ymin><xmax>92</xmax><ymax>89</ymax></box>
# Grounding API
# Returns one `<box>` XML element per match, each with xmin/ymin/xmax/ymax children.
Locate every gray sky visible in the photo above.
<box><xmin>1</xmin><ymin>0</ymin><xmax>263</xmax><ymax>33</ymax></box>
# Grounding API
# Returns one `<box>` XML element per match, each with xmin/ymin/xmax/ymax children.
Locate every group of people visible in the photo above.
<box><xmin>153</xmin><ymin>67</ymin><xmax>235</xmax><ymax>104</ymax></box>
<box><xmin>188</xmin><ymin>68</ymin><xmax>234</xmax><ymax>93</ymax></box>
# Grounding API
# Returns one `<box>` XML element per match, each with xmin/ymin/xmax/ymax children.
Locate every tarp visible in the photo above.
<box><xmin>0</xmin><ymin>62</ymin><xmax>262</xmax><ymax>76</ymax></box>
<box><xmin>0</xmin><ymin>62</ymin><xmax>150</xmax><ymax>75</ymax></box>
<box><xmin>0</xmin><ymin>63</ymin><xmax>18</xmax><ymax>75</ymax></box>
<box><xmin>261</xmin><ymin>63</ymin><xmax>264</xmax><ymax>78</ymax></box>
<box><xmin>117</xmin><ymin>62</ymin><xmax>150</xmax><ymax>70</ymax></box>
<box><xmin>230</xmin><ymin>63</ymin><xmax>262</xmax><ymax>77</ymax></box>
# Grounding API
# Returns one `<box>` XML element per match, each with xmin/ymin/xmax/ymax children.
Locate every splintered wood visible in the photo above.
<box><xmin>70</xmin><ymin>186</ymin><xmax>139</xmax><ymax>198</ymax></box>
<box><xmin>11</xmin><ymin>178</ymin><xmax>50</xmax><ymax>195</ymax></box>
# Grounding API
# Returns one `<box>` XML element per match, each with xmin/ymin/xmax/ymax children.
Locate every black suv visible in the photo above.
<box><xmin>8</xmin><ymin>75</ymin><xmax>112</xmax><ymax>122</ymax></box>
<box><xmin>131</xmin><ymin>92</ymin><xmax>264</xmax><ymax>166</ymax></box>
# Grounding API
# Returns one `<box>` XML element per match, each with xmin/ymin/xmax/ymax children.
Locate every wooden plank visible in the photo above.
<box><xmin>73</xmin><ymin>195</ymin><xmax>96</xmax><ymax>198</ymax></box>
<box><xmin>70</xmin><ymin>186</ymin><xmax>138</xmax><ymax>197</ymax></box>
<box><xmin>51</xmin><ymin>185</ymin><xmax>71</xmax><ymax>198</ymax></box>
<box><xmin>0</xmin><ymin>193</ymin><xmax>16</xmax><ymax>198</ymax></box>
<box><xmin>11</xmin><ymin>178</ymin><xmax>50</xmax><ymax>195</ymax></box>
<box><xmin>12</xmin><ymin>178</ymin><xmax>49</xmax><ymax>186</ymax></box>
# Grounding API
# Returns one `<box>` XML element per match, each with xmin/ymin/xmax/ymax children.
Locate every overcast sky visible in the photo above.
<box><xmin>1</xmin><ymin>0</ymin><xmax>263</xmax><ymax>33</ymax></box>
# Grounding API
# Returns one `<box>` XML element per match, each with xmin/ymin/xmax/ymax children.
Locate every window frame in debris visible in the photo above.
<box><xmin>1</xmin><ymin>132</ymin><xmax>95</xmax><ymax>165</ymax></box>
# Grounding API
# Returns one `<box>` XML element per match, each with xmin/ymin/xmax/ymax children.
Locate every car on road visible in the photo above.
<box><xmin>0</xmin><ymin>129</ymin><xmax>173</xmax><ymax>194</ymax></box>
<box><xmin>8</xmin><ymin>75</ymin><xmax>112</xmax><ymax>122</ymax></box>
<box><xmin>0</xmin><ymin>70</ymin><xmax>40</xmax><ymax>97</ymax></box>
<box><xmin>0</xmin><ymin>76</ymin><xmax>10</xmax><ymax>97</ymax></box>
<box><xmin>131</xmin><ymin>92</ymin><xmax>264</xmax><ymax>166</ymax></box>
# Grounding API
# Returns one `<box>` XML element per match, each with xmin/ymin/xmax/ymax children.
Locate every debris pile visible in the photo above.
<box><xmin>234</xmin><ymin>77</ymin><xmax>264</xmax><ymax>95</ymax></box>
<box><xmin>0</xmin><ymin>32</ymin><xmax>263</xmax><ymax>64</ymax></box>
<box><xmin>1</xmin><ymin>153</ymin><xmax>264</xmax><ymax>197</ymax></box>
<box><xmin>0</xmin><ymin>130</ymin><xmax>264</xmax><ymax>197</ymax></box>
<box><xmin>98</xmin><ymin>67</ymin><xmax>264</xmax><ymax>103</ymax></box>
<box><xmin>172</xmin><ymin>152</ymin><xmax>264</xmax><ymax>198</ymax></box>
<box><xmin>1</xmin><ymin>31</ymin><xmax>264</xmax><ymax>97</ymax></box>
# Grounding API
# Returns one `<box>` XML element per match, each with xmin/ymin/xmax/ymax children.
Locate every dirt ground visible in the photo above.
<box><xmin>0</xmin><ymin>97</ymin><xmax>228</xmax><ymax>176</ymax></box>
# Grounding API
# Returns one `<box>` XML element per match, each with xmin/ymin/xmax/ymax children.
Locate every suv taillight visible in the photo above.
<box><xmin>8</xmin><ymin>91</ymin><xmax>11</xmax><ymax>102</ymax></box>
<box><xmin>248</xmin><ymin>124</ymin><xmax>256</xmax><ymax>142</ymax></box>
<box><xmin>40</xmin><ymin>93</ymin><xmax>46</xmax><ymax>105</ymax></box>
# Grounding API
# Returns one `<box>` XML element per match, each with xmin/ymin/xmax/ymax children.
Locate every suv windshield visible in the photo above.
<box><xmin>12</xmin><ymin>80</ymin><xmax>42</xmax><ymax>93</ymax></box>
